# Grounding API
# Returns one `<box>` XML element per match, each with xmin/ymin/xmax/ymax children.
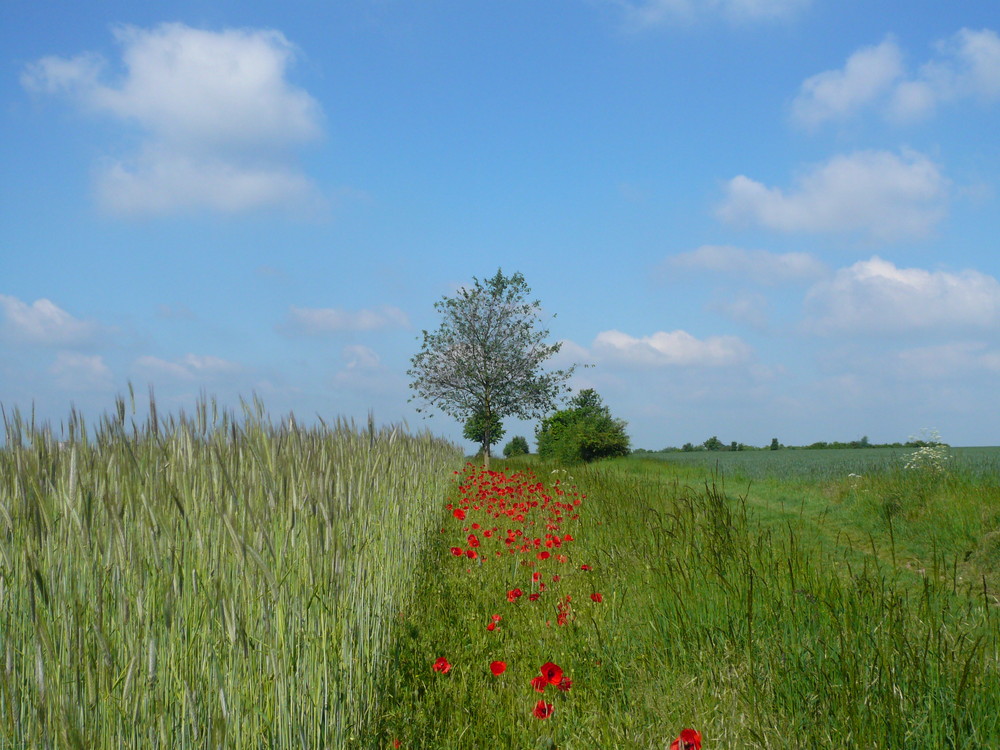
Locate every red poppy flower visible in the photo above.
<box><xmin>490</xmin><ymin>661</ymin><xmax>507</xmax><ymax>676</ymax></box>
<box><xmin>491</xmin><ymin>614</ymin><xmax>502</xmax><ymax>622</ymax></box>
<box><xmin>539</xmin><ymin>661</ymin><xmax>563</xmax><ymax>685</ymax></box>
<box><xmin>530</xmin><ymin>675</ymin><xmax>547</xmax><ymax>693</ymax></box>
<box><xmin>450</xmin><ymin>547</ymin><xmax>462</xmax><ymax>556</ymax></box>
<box><xmin>528</xmin><ymin>592</ymin><xmax>540</xmax><ymax>601</ymax></box>
<box><xmin>432</xmin><ymin>657</ymin><xmax>451</xmax><ymax>674</ymax></box>
<box><xmin>580</xmin><ymin>564</ymin><xmax>591</xmax><ymax>571</ymax></box>
<box><xmin>670</xmin><ymin>729</ymin><xmax>702</xmax><ymax>750</ymax></box>
<box><xmin>465</xmin><ymin>549</ymin><xmax>477</xmax><ymax>559</ymax></box>
<box><xmin>532</xmin><ymin>700</ymin><xmax>554</xmax><ymax>720</ymax></box>
<box><xmin>591</xmin><ymin>592</ymin><xmax>603</xmax><ymax>603</ymax></box>
<box><xmin>486</xmin><ymin>622</ymin><xmax>496</xmax><ymax>631</ymax></box>
<box><xmin>537</xmin><ymin>551</ymin><xmax>551</xmax><ymax>560</ymax></box>
<box><xmin>453</xmin><ymin>509</ymin><xmax>466</xmax><ymax>520</ymax></box>
<box><xmin>556</xmin><ymin>676</ymin><xmax>572</xmax><ymax>692</ymax></box>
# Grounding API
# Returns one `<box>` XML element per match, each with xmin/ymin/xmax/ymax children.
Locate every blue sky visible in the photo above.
<box><xmin>3</xmin><ymin>0</ymin><xmax>1000</xmax><ymax>450</ymax></box>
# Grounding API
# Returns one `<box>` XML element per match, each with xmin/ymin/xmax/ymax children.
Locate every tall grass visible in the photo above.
<box><xmin>379</xmin><ymin>458</ymin><xmax>999</xmax><ymax>747</ymax></box>
<box><xmin>0</xmin><ymin>394</ymin><xmax>461</xmax><ymax>748</ymax></box>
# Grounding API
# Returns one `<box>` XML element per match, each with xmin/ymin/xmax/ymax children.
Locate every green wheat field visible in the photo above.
<box><xmin>1</xmin><ymin>397</ymin><xmax>998</xmax><ymax>748</ymax></box>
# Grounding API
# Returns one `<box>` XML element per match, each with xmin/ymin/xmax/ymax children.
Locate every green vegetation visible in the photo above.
<box><xmin>503</xmin><ymin>435</ymin><xmax>530</xmax><ymax>457</ymax></box>
<box><xmin>3</xmin><ymin>393</ymin><xmax>998</xmax><ymax>747</ymax></box>
<box><xmin>378</xmin><ymin>455</ymin><xmax>999</xmax><ymax>747</ymax></box>
<box><xmin>463</xmin><ymin>407</ymin><xmax>504</xmax><ymax>456</ymax></box>
<box><xmin>0</xmin><ymin>395</ymin><xmax>461</xmax><ymax>748</ymax></box>
<box><xmin>408</xmin><ymin>269</ymin><xmax>575</xmax><ymax>468</ymax></box>
<box><xmin>536</xmin><ymin>389</ymin><xmax>630</xmax><ymax>464</ymax></box>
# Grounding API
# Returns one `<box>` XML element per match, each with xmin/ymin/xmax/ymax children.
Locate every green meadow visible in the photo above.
<box><xmin>2</xmin><ymin>401</ymin><xmax>998</xmax><ymax>748</ymax></box>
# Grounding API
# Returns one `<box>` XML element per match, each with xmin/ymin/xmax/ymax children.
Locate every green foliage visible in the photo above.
<box><xmin>535</xmin><ymin>389</ymin><xmax>630</xmax><ymax>464</ymax></box>
<box><xmin>703</xmin><ymin>435</ymin><xmax>724</xmax><ymax>451</ymax></box>
<box><xmin>503</xmin><ymin>435</ymin><xmax>530</xmax><ymax>457</ymax></box>
<box><xmin>463</xmin><ymin>408</ymin><xmax>504</xmax><ymax>454</ymax></box>
<box><xmin>408</xmin><ymin>269</ymin><xmax>576</xmax><ymax>465</ymax></box>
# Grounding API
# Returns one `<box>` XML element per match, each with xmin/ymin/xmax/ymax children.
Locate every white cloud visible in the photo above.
<box><xmin>667</xmin><ymin>245</ymin><xmax>827</xmax><ymax>284</ymax></box>
<box><xmin>133</xmin><ymin>353</ymin><xmax>243</xmax><ymax>380</ymax></box>
<box><xmin>791</xmin><ymin>36</ymin><xmax>904</xmax><ymax>128</ymax></box>
<box><xmin>0</xmin><ymin>294</ymin><xmax>101</xmax><ymax>346</ymax></box>
<box><xmin>890</xmin><ymin>28</ymin><xmax>1000</xmax><ymax>121</ymax></box>
<box><xmin>717</xmin><ymin>150</ymin><xmax>948</xmax><ymax>241</ymax></box>
<box><xmin>277</xmin><ymin>306</ymin><xmax>409</xmax><ymax>336</ymax></box>
<box><xmin>22</xmin><ymin>23</ymin><xmax>324</xmax><ymax>216</ymax></box>
<box><xmin>618</xmin><ymin>0</ymin><xmax>808</xmax><ymax>27</ymax></box>
<box><xmin>50</xmin><ymin>352</ymin><xmax>114</xmax><ymax>391</ymax></box>
<box><xmin>804</xmin><ymin>256</ymin><xmax>1000</xmax><ymax>334</ymax></box>
<box><xmin>791</xmin><ymin>28</ymin><xmax>1000</xmax><ymax>127</ymax></box>
<box><xmin>96</xmin><ymin>146</ymin><xmax>320</xmax><ymax>216</ymax></box>
<box><xmin>590</xmin><ymin>329</ymin><xmax>752</xmax><ymax>367</ymax></box>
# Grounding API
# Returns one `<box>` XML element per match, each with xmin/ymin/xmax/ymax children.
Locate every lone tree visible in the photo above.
<box><xmin>463</xmin><ymin>408</ymin><xmax>505</xmax><ymax>459</ymax></box>
<box><xmin>408</xmin><ymin>269</ymin><xmax>575</xmax><ymax>468</ymax></box>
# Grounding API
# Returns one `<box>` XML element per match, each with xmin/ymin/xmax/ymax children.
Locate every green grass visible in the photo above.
<box><xmin>641</xmin><ymin>446</ymin><xmax>1000</xmax><ymax>482</ymax></box>
<box><xmin>375</xmin><ymin>457</ymin><xmax>1000</xmax><ymax>748</ymax></box>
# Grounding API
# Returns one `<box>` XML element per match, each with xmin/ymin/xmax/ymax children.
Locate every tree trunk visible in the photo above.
<box><xmin>484</xmin><ymin>441</ymin><xmax>491</xmax><ymax>470</ymax></box>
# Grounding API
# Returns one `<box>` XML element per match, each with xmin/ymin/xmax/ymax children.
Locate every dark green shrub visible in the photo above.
<box><xmin>503</xmin><ymin>436</ymin><xmax>530</xmax><ymax>457</ymax></box>
<box><xmin>535</xmin><ymin>389</ymin><xmax>629</xmax><ymax>464</ymax></box>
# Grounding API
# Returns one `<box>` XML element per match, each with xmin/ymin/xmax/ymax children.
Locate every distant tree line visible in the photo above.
<box><xmin>632</xmin><ymin>435</ymin><xmax>938</xmax><ymax>454</ymax></box>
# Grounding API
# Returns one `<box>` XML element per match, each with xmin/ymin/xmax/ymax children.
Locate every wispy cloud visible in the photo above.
<box><xmin>803</xmin><ymin>257</ymin><xmax>1000</xmax><ymax>334</ymax></box>
<box><xmin>22</xmin><ymin>23</ymin><xmax>324</xmax><ymax>217</ymax></box>
<box><xmin>50</xmin><ymin>352</ymin><xmax>114</xmax><ymax>391</ymax></box>
<box><xmin>717</xmin><ymin>149</ymin><xmax>948</xmax><ymax>241</ymax></box>
<box><xmin>666</xmin><ymin>245</ymin><xmax>827</xmax><ymax>284</ymax></box>
<box><xmin>616</xmin><ymin>0</ymin><xmax>809</xmax><ymax>27</ymax></box>
<box><xmin>588</xmin><ymin>329</ymin><xmax>752</xmax><ymax>367</ymax></box>
<box><xmin>276</xmin><ymin>306</ymin><xmax>409</xmax><ymax>336</ymax></box>
<box><xmin>791</xmin><ymin>28</ymin><xmax>1000</xmax><ymax>127</ymax></box>
<box><xmin>133</xmin><ymin>353</ymin><xmax>243</xmax><ymax>381</ymax></box>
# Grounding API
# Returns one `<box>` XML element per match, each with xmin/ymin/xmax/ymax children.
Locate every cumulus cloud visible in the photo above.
<box><xmin>0</xmin><ymin>294</ymin><xmax>102</xmax><ymax>346</ymax></box>
<box><xmin>890</xmin><ymin>28</ymin><xmax>1000</xmax><ymax>121</ymax></box>
<box><xmin>667</xmin><ymin>245</ymin><xmax>827</xmax><ymax>284</ymax></box>
<box><xmin>589</xmin><ymin>329</ymin><xmax>752</xmax><ymax>367</ymax></box>
<box><xmin>276</xmin><ymin>306</ymin><xmax>409</xmax><ymax>336</ymax></box>
<box><xmin>717</xmin><ymin>150</ymin><xmax>948</xmax><ymax>241</ymax></box>
<box><xmin>617</xmin><ymin>0</ymin><xmax>809</xmax><ymax>26</ymax></box>
<box><xmin>133</xmin><ymin>353</ymin><xmax>243</xmax><ymax>380</ymax></box>
<box><xmin>804</xmin><ymin>256</ymin><xmax>1000</xmax><ymax>334</ymax></box>
<box><xmin>21</xmin><ymin>23</ymin><xmax>324</xmax><ymax>216</ymax></box>
<box><xmin>791</xmin><ymin>28</ymin><xmax>1000</xmax><ymax>127</ymax></box>
<box><xmin>791</xmin><ymin>36</ymin><xmax>904</xmax><ymax>128</ymax></box>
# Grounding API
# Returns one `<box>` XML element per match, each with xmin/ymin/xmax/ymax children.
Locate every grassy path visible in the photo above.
<box><xmin>373</xmin><ymin>459</ymin><xmax>1000</xmax><ymax>749</ymax></box>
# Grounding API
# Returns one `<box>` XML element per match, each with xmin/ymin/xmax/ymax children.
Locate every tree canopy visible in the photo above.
<box><xmin>535</xmin><ymin>388</ymin><xmax>630</xmax><ymax>464</ymax></box>
<box><xmin>408</xmin><ymin>269</ymin><xmax>575</xmax><ymax>467</ymax></box>
<box><xmin>462</xmin><ymin>408</ymin><xmax>504</xmax><ymax>457</ymax></box>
